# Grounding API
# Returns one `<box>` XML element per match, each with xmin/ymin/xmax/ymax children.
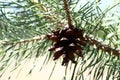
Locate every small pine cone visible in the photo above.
<box><xmin>47</xmin><ymin>25</ymin><xmax>86</xmax><ymax>65</ymax></box>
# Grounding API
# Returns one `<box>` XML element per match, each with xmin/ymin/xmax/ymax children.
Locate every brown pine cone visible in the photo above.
<box><xmin>47</xmin><ymin>25</ymin><xmax>86</xmax><ymax>65</ymax></box>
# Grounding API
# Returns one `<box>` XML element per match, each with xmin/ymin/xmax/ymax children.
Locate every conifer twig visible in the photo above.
<box><xmin>63</xmin><ymin>0</ymin><xmax>72</xmax><ymax>27</ymax></box>
<box><xmin>85</xmin><ymin>35</ymin><xmax>120</xmax><ymax>57</ymax></box>
<box><xmin>0</xmin><ymin>35</ymin><xmax>45</xmax><ymax>46</ymax></box>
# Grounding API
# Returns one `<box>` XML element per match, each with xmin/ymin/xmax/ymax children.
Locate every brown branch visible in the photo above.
<box><xmin>0</xmin><ymin>35</ymin><xmax>45</xmax><ymax>46</ymax></box>
<box><xmin>85</xmin><ymin>35</ymin><xmax>120</xmax><ymax>57</ymax></box>
<box><xmin>63</xmin><ymin>0</ymin><xmax>72</xmax><ymax>27</ymax></box>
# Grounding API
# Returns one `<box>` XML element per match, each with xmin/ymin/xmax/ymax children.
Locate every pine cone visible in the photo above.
<box><xmin>47</xmin><ymin>25</ymin><xmax>86</xmax><ymax>65</ymax></box>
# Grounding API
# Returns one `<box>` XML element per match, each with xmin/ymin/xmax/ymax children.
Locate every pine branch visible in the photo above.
<box><xmin>0</xmin><ymin>35</ymin><xmax>45</xmax><ymax>46</ymax></box>
<box><xmin>85</xmin><ymin>35</ymin><xmax>120</xmax><ymax>57</ymax></box>
<box><xmin>63</xmin><ymin>0</ymin><xmax>72</xmax><ymax>27</ymax></box>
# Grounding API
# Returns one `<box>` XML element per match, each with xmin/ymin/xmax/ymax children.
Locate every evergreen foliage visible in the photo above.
<box><xmin>0</xmin><ymin>0</ymin><xmax>120</xmax><ymax>80</ymax></box>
